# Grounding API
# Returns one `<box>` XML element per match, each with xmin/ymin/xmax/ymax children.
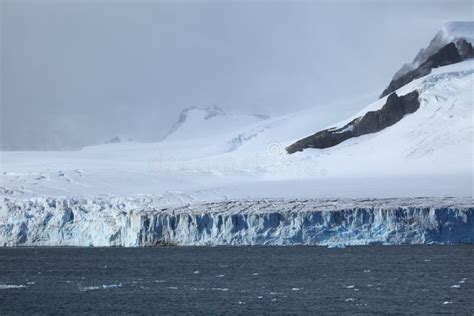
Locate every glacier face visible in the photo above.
<box><xmin>1</xmin><ymin>197</ymin><xmax>472</xmax><ymax>247</ymax></box>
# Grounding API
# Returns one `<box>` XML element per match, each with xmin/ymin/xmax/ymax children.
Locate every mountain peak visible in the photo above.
<box><xmin>180</xmin><ymin>105</ymin><xmax>226</xmax><ymax>121</ymax></box>
<box><xmin>161</xmin><ymin>105</ymin><xmax>226</xmax><ymax>140</ymax></box>
<box><xmin>392</xmin><ymin>21</ymin><xmax>473</xmax><ymax>81</ymax></box>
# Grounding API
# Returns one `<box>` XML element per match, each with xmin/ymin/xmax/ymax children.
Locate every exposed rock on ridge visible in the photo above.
<box><xmin>286</xmin><ymin>91</ymin><xmax>419</xmax><ymax>153</ymax></box>
<box><xmin>380</xmin><ymin>39</ymin><xmax>473</xmax><ymax>98</ymax></box>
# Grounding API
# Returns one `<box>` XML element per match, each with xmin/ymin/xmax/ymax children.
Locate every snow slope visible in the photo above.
<box><xmin>1</xmin><ymin>60</ymin><xmax>473</xmax><ymax>199</ymax></box>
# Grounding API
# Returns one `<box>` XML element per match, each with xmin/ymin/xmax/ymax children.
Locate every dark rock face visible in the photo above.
<box><xmin>380</xmin><ymin>39</ymin><xmax>473</xmax><ymax>98</ymax></box>
<box><xmin>286</xmin><ymin>91</ymin><xmax>419</xmax><ymax>154</ymax></box>
<box><xmin>454</xmin><ymin>38</ymin><xmax>474</xmax><ymax>60</ymax></box>
<box><xmin>105</xmin><ymin>136</ymin><xmax>121</xmax><ymax>144</ymax></box>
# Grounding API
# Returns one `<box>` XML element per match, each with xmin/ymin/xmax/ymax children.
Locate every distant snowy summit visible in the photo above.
<box><xmin>162</xmin><ymin>105</ymin><xmax>269</xmax><ymax>142</ymax></box>
<box><xmin>287</xmin><ymin>21</ymin><xmax>474</xmax><ymax>153</ymax></box>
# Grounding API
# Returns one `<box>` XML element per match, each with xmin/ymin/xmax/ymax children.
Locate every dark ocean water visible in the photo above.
<box><xmin>0</xmin><ymin>246</ymin><xmax>473</xmax><ymax>314</ymax></box>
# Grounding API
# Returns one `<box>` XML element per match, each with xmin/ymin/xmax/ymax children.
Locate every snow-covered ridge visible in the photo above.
<box><xmin>1</xmin><ymin>197</ymin><xmax>472</xmax><ymax>247</ymax></box>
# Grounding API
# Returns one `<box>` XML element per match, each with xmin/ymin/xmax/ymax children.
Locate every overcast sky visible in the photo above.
<box><xmin>1</xmin><ymin>0</ymin><xmax>472</xmax><ymax>150</ymax></box>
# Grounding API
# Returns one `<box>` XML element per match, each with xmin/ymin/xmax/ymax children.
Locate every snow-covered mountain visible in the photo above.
<box><xmin>286</xmin><ymin>21</ymin><xmax>473</xmax><ymax>176</ymax></box>
<box><xmin>1</xmin><ymin>45</ymin><xmax>473</xmax><ymax>197</ymax></box>
<box><xmin>285</xmin><ymin>61</ymin><xmax>473</xmax><ymax>180</ymax></box>
<box><xmin>0</xmin><ymin>22</ymin><xmax>473</xmax><ymax>246</ymax></box>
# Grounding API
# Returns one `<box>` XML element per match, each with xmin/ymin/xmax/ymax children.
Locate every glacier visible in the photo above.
<box><xmin>1</xmin><ymin>197</ymin><xmax>472</xmax><ymax>247</ymax></box>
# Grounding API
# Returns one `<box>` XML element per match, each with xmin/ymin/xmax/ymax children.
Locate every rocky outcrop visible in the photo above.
<box><xmin>455</xmin><ymin>38</ymin><xmax>474</xmax><ymax>59</ymax></box>
<box><xmin>105</xmin><ymin>136</ymin><xmax>121</xmax><ymax>144</ymax></box>
<box><xmin>286</xmin><ymin>90</ymin><xmax>419</xmax><ymax>153</ymax></box>
<box><xmin>381</xmin><ymin>39</ymin><xmax>473</xmax><ymax>98</ymax></box>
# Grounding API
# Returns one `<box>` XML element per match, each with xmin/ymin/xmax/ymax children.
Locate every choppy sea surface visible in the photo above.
<box><xmin>0</xmin><ymin>246</ymin><xmax>473</xmax><ymax>314</ymax></box>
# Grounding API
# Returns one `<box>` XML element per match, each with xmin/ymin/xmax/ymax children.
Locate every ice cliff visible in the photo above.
<box><xmin>1</xmin><ymin>197</ymin><xmax>472</xmax><ymax>247</ymax></box>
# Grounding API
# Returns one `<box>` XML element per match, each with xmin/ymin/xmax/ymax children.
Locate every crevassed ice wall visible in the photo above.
<box><xmin>0</xmin><ymin>197</ymin><xmax>472</xmax><ymax>247</ymax></box>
